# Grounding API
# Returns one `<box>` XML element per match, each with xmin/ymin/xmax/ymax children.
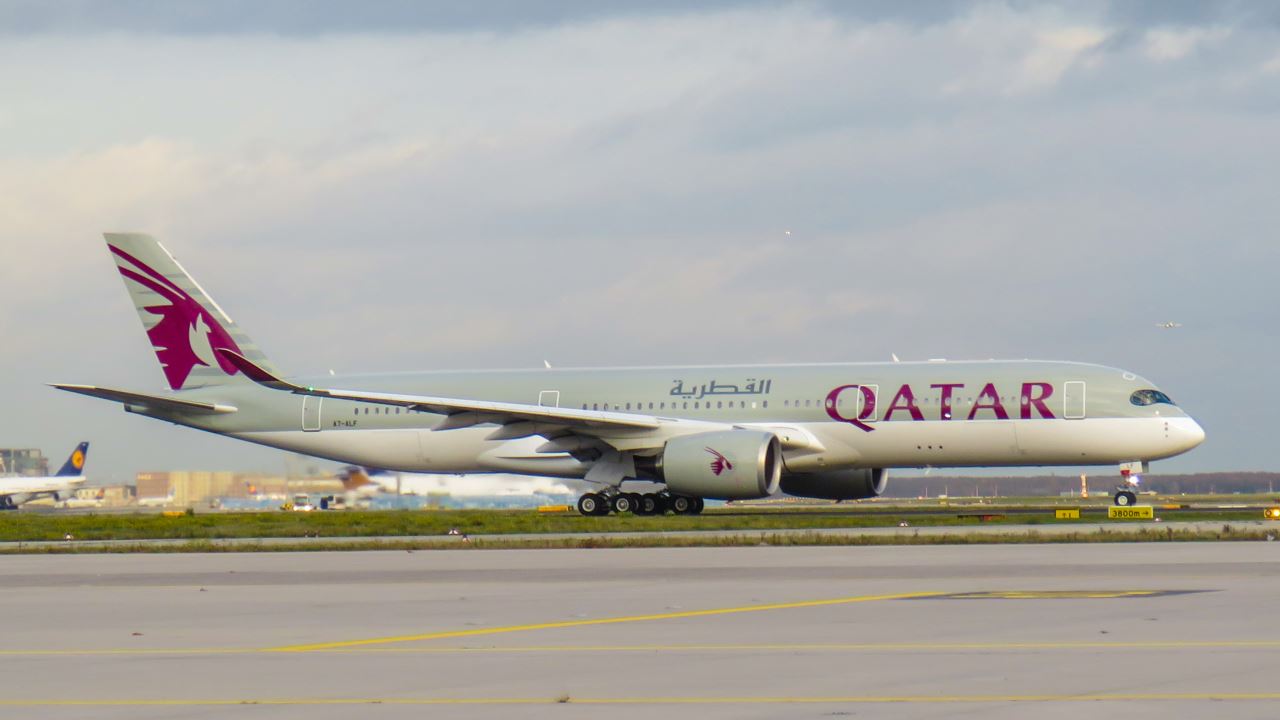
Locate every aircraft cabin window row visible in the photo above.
<box><xmin>580</xmin><ymin>400</ymin><xmax>772</xmax><ymax>412</ymax></box>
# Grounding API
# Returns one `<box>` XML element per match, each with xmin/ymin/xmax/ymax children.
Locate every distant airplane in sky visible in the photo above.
<box><xmin>56</xmin><ymin>234</ymin><xmax>1204</xmax><ymax>514</ymax></box>
<box><xmin>1156</xmin><ymin>322</ymin><xmax>1183</xmax><ymax>329</ymax></box>
<box><xmin>0</xmin><ymin>442</ymin><xmax>88</xmax><ymax>509</ymax></box>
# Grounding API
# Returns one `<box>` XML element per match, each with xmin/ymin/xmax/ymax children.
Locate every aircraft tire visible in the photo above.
<box><xmin>637</xmin><ymin>494</ymin><xmax>660</xmax><ymax>515</ymax></box>
<box><xmin>691</xmin><ymin>497</ymin><xmax>705</xmax><ymax>515</ymax></box>
<box><xmin>577</xmin><ymin>493</ymin><xmax>604</xmax><ymax>516</ymax></box>
<box><xmin>669</xmin><ymin>495</ymin><xmax>693</xmax><ymax>514</ymax></box>
<box><xmin>612</xmin><ymin>494</ymin><xmax>635</xmax><ymax>514</ymax></box>
<box><xmin>1114</xmin><ymin>491</ymin><xmax>1136</xmax><ymax>507</ymax></box>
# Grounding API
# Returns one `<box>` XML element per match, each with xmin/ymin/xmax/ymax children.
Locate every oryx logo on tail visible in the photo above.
<box><xmin>109</xmin><ymin>245</ymin><xmax>243</xmax><ymax>390</ymax></box>
<box><xmin>706</xmin><ymin>447</ymin><xmax>733</xmax><ymax>476</ymax></box>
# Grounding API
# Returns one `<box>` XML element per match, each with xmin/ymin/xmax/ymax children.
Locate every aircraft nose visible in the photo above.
<box><xmin>1169</xmin><ymin>417</ymin><xmax>1206</xmax><ymax>451</ymax></box>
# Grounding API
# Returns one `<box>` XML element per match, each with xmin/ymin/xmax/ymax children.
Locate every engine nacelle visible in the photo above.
<box><xmin>646</xmin><ymin>430</ymin><xmax>782</xmax><ymax>500</ymax></box>
<box><xmin>779</xmin><ymin>468</ymin><xmax>889</xmax><ymax>501</ymax></box>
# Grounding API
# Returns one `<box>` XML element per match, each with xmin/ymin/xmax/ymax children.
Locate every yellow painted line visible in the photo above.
<box><xmin>7</xmin><ymin>638</ymin><xmax>1280</xmax><ymax>657</ymax></box>
<box><xmin>7</xmin><ymin>638</ymin><xmax>1279</xmax><ymax>657</ymax></box>
<box><xmin>6</xmin><ymin>694</ymin><xmax>1280</xmax><ymax>706</ymax></box>
<box><xmin>319</xmin><ymin>639</ymin><xmax>1280</xmax><ymax>653</ymax></box>
<box><xmin>266</xmin><ymin>591</ymin><xmax>945</xmax><ymax>652</ymax></box>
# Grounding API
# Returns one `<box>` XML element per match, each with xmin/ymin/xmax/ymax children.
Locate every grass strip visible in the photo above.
<box><xmin>3</xmin><ymin>525</ymin><xmax>1277</xmax><ymax>554</ymax></box>
<box><xmin>0</xmin><ymin>507</ymin><xmax>1269</xmax><ymax>543</ymax></box>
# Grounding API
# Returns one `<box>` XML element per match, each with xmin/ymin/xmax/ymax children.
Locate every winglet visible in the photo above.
<box><xmin>216</xmin><ymin>349</ymin><xmax>300</xmax><ymax>392</ymax></box>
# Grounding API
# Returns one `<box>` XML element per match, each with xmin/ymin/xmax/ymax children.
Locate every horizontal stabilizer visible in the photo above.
<box><xmin>50</xmin><ymin>384</ymin><xmax>237</xmax><ymax>415</ymax></box>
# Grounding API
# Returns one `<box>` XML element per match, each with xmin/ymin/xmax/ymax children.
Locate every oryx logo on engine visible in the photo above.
<box><xmin>706</xmin><ymin>447</ymin><xmax>733</xmax><ymax>476</ymax></box>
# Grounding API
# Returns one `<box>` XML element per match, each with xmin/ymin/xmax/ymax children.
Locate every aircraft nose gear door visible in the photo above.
<box><xmin>302</xmin><ymin>396</ymin><xmax>323</xmax><ymax>432</ymax></box>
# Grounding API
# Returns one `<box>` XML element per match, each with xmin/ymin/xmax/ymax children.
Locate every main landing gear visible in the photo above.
<box><xmin>576</xmin><ymin>491</ymin><xmax>704</xmax><ymax>516</ymax></box>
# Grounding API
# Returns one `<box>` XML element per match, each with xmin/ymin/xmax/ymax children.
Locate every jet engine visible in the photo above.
<box><xmin>639</xmin><ymin>430</ymin><xmax>782</xmax><ymax>500</ymax></box>
<box><xmin>779</xmin><ymin>468</ymin><xmax>889</xmax><ymax>501</ymax></box>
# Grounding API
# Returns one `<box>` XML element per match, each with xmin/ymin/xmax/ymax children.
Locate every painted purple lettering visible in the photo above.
<box><xmin>967</xmin><ymin>382</ymin><xmax>1010</xmax><ymax>420</ymax></box>
<box><xmin>884</xmin><ymin>384</ymin><xmax>924</xmax><ymax>422</ymax></box>
<box><xmin>825</xmin><ymin>385</ymin><xmax>876</xmax><ymax>432</ymax></box>
<box><xmin>931</xmin><ymin>383</ymin><xmax>964</xmax><ymax>421</ymax></box>
<box><xmin>1020</xmin><ymin>382</ymin><xmax>1055</xmax><ymax>419</ymax></box>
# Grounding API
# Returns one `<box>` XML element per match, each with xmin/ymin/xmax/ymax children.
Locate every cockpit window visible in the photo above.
<box><xmin>1130</xmin><ymin>389</ymin><xmax>1174</xmax><ymax>407</ymax></box>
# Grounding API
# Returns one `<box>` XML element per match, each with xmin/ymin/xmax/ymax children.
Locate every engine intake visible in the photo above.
<box><xmin>779</xmin><ymin>468</ymin><xmax>889</xmax><ymax>501</ymax></box>
<box><xmin>644</xmin><ymin>430</ymin><xmax>782</xmax><ymax>500</ymax></box>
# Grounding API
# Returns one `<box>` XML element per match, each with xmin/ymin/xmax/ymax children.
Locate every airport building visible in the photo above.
<box><xmin>135</xmin><ymin>471</ymin><xmax>343</xmax><ymax>508</ymax></box>
<box><xmin>0</xmin><ymin>448</ymin><xmax>49</xmax><ymax>477</ymax></box>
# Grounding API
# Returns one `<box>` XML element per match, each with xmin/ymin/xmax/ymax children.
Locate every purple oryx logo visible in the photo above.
<box><xmin>110</xmin><ymin>245</ymin><xmax>243</xmax><ymax>390</ymax></box>
<box><xmin>706</xmin><ymin>447</ymin><xmax>733</xmax><ymax>476</ymax></box>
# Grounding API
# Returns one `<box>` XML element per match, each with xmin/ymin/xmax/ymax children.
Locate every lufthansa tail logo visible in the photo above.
<box><xmin>71</xmin><ymin>450</ymin><xmax>85</xmax><ymax>470</ymax></box>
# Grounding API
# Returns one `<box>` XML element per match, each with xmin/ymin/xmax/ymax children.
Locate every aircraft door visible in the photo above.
<box><xmin>538</xmin><ymin>390</ymin><xmax>560</xmax><ymax>408</ymax></box>
<box><xmin>1063</xmin><ymin>381</ymin><xmax>1086</xmax><ymax>419</ymax></box>
<box><xmin>302</xmin><ymin>396</ymin><xmax>323</xmax><ymax>432</ymax></box>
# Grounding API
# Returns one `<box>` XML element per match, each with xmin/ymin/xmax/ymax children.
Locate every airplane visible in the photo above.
<box><xmin>0</xmin><ymin>442</ymin><xmax>89</xmax><ymax>510</ymax></box>
<box><xmin>1156</xmin><ymin>322</ymin><xmax>1183</xmax><ymax>329</ymax></box>
<box><xmin>54</xmin><ymin>234</ymin><xmax>1205</xmax><ymax>515</ymax></box>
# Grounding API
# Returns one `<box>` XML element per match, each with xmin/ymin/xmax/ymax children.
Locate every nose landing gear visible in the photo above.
<box><xmin>1112</xmin><ymin>461</ymin><xmax>1147</xmax><ymax>507</ymax></box>
<box><xmin>1113</xmin><ymin>490</ymin><xmax>1138</xmax><ymax>507</ymax></box>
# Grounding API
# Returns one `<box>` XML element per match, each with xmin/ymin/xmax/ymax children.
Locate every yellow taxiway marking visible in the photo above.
<box><xmin>5</xmin><ymin>694</ymin><xmax>1280</xmax><ymax>706</ymax></box>
<box><xmin>6</xmin><ymin>638</ymin><xmax>1280</xmax><ymax>657</ymax></box>
<box><xmin>325</xmin><ymin>639</ymin><xmax>1280</xmax><ymax>653</ymax></box>
<box><xmin>265</xmin><ymin>590</ymin><xmax>944</xmax><ymax>652</ymax></box>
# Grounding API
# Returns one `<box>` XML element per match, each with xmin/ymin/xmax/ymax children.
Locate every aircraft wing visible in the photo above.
<box><xmin>50</xmin><ymin>384</ymin><xmax>238</xmax><ymax>415</ymax></box>
<box><xmin>217</xmin><ymin>350</ymin><xmax>669</xmax><ymax>441</ymax></box>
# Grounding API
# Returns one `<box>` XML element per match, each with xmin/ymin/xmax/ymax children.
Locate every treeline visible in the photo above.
<box><xmin>882</xmin><ymin>472</ymin><xmax>1280</xmax><ymax>498</ymax></box>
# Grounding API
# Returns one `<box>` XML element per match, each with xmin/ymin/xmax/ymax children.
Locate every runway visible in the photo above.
<box><xmin>3</xmin><ymin>543</ymin><xmax>1279</xmax><ymax>718</ymax></box>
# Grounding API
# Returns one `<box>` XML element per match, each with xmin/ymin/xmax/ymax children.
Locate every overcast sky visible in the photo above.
<box><xmin>1</xmin><ymin>0</ymin><xmax>1277</xmax><ymax>484</ymax></box>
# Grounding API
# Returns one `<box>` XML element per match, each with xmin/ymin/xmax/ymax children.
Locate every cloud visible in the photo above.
<box><xmin>1142</xmin><ymin>26</ymin><xmax>1230</xmax><ymax>61</ymax></box>
<box><xmin>2</xmin><ymin>1</ymin><xmax>1278</xmax><ymax>478</ymax></box>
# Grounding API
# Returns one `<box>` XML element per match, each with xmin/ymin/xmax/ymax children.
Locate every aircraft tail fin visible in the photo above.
<box><xmin>54</xmin><ymin>442</ymin><xmax>89</xmax><ymax>477</ymax></box>
<box><xmin>105</xmin><ymin>233</ymin><xmax>281</xmax><ymax>391</ymax></box>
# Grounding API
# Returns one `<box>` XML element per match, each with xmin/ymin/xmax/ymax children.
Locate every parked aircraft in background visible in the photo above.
<box><xmin>1156</xmin><ymin>322</ymin><xmax>1183</xmax><ymax>329</ymax></box>
<box><xmin>0</xmin><ymin>442</ymin><xmax>89</xmax><ymax>509</ymax></box>
<box><xmin>56</xmin><ymin>234</ymin><xmax>1204</xmax><ymax>515</ymax></box>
